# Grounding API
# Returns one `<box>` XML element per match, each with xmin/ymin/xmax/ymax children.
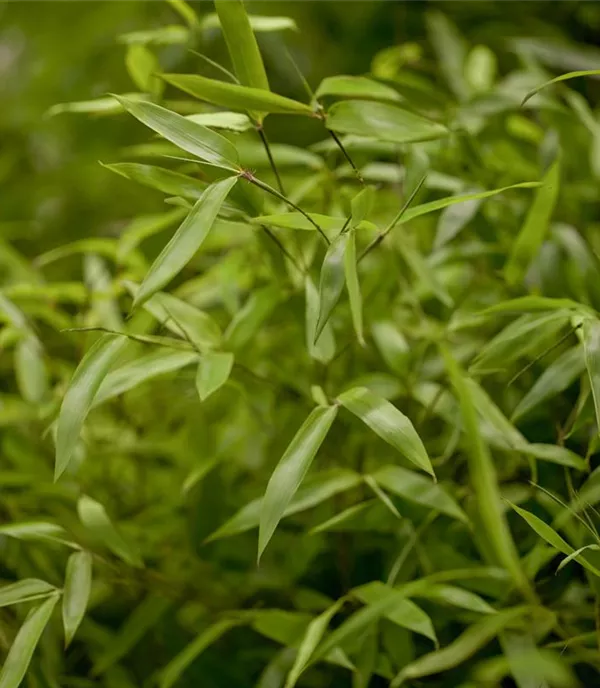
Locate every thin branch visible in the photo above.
<box><xmin>328</xmin><ymin>129</ymin><xmax>364</xmax><ymax>185</ymax></box>
<box><xmin>283</xmin><ymin>44</ymin><xmax>315</xmax><ymax>102</ymax></box>
<box><xmin>189</xmin><ymin>50</ymin><xmax>239</xmax><ymax>84</ymax></box>
<box><xmin>260</xmin><ymin>224</ymin><xmax>305</xmax><ymax>275</ymax></box>
<box><xmin>256</xmin><ymin>125</ymin><xmax>286</xmax><ymax>196</ymax></box>
<box><xmin>242</xmin><ymin>171</ymin><xmax>330</xmax><ymax>245</ymax></box>
<box><xmin>358</xmin><ymin>174</ymin><xmax>427</xmax><ymax>263</ymax></box>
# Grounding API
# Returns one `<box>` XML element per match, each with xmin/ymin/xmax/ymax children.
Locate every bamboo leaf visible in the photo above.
<box><xmin>350</xmin><ymin>187</ymin><xmax>374</xmax><ymax>227</ymax></box>
<box><xmin>316</xmin><ymin>232</ymin><xmax>349</xmax><ymax>341</ymax></box>
<box><xmin>102</xmin><ymin>162</ymin><xmax>207</xmax><ymax>199</ymax></box>
<box><xmin>316</xmin><ymin>76</ymin><xmax>401</xmax><ymax>103</ymax></box>
<box><xmin>557</xmin><ymin>544</ymin><xmax>600</xmax><ymax>573</ymax></box>
<box><xmin>133</xmin><ymin>176</ymin><xmax>238</xmax><ymax>307</ymax></box>
<box><xmin>55</xmin><ymin>334</ymin><xmax>127</xmax><ymax>480</ymax></box>
<box><xmin>344</xmin><ymin>228</ymin><xmax>364</xmax><ymax>345</ymax></box>
<box><xmin>522</xmin><ymin>69</ymin><xmax>600</xmax><ymax>105</ymax></box>
<box><xmin>504</xmin><ymin>159</ymin><xmax>560</xmax><ymax>286</ymax></box>
<box><xmin>225</xmin><ymin>285</ymin><xmax>280</xmax><ymax>350</ymax></box>
<box><xmin>306</xmin><ymin>276</ymin><xmax>336</xmax><ymax>364</ymax></box>
<box><xmin>113</xmin><ymin>95</ymin><xmax>239</xmax><ymax>170</ymax></box>
<box><xmin>195</xmin><ymin>351</ymin><xmax>234</xmax><ymax>401</ymax></box>
<box><xmin>337</xmin><ymin>387</ymin><xmax>434</xmax><ymax>477</ymax></box>
<box><xmin>77</xmin><ymin>495</ymin><xmax>142</xmax><ymax>568</ymax></box>
<box><xmin>0</xmin><ymin>595</ymin><xmax>59</xmax><ymax>688</ymax></box>
<box><xmin>202</xmin><ymin>12</ymin><xmax>297</xmax><ymax>33</ymax></box>
<box><xmin>0</xmin><ymin>580</ymin><xmax>56</xmax><ymax>609</ymax></box>
<box><xmin>258</xmin><ymin>405</ymin><xmax>339</xmax><ymax>561</ymax></box>
<box><xmin>326</xmin><ymin>101</ymin><xmax>448</xmax><ymax>144</ymax></box>
<box><xmin>62</xmin><ymin>551</ymin><xmax>92</xmax><ymax>647</ymax></box>
<box><xmin>583</xmin><ymin>317</ymin><xmax>600</xmax><ymax>435</ymax></box>
<box><xmin>14</xmin><ymin>336</ymin><xmax>48</xmax><ymax>404</ymax></box>
<box><xmin>162</xmin><ymin>74</ymin><xmax>313</xmax><ymax>116</ymax></box>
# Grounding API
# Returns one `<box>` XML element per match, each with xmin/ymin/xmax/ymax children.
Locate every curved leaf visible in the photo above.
<box><xmin>195</xmin><ymin>351</ymin><xmax>234</xmax><ymax>401</ymax></box>
<box><xmin>62</xmin><ymin>551</ymin><xmax>92</xmax><ymax>647</ymax></box>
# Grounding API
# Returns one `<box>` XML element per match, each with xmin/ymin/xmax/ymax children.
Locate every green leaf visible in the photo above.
<box><xmin>316</xmin><ymin>76</ymin><xmax>401</xmax><ymax>103</ymax></box>
<box><xmin>132</xmin><ymin>176</ymin><xmax>238</xmax><ymax>307</ymax></box>
<box><xmin>470</xmin><ymin>312</ymin><xmax>569</xmax><ymax>375</ymax></box>
<box><xmin>344</xmin><ymin>228</ymin><xmax>364</xmax><ymax>345</ymax></box>
<box><xmin>522</xmin><ymin>69</ymin><xmax>600</xmax><ymax>105</ymax></box>
<box><xmin>399</xmin><ymin>242</ymin><xmax>453</xmax><ymax>307</ymax></box>
<box><xmin>159</xmin><ymin>618</ymin><xmax>240</xmax><ymax>688</ymax></box>
<box><xmin>55</xmin><ymin>334</ymin><xmax>127</xmax><ymax>481</ymax></box>
<box><xmin>162</xmin><ymin>74</ymin><xmax>313</xmax><ymax>116</ymax></box>
<box><xmin>125</xmin><ymin>44</ymin><xmax>161</xmax><ymax>96</ymax></box>
<box><xmin>309</xmin><ymin>501</ymin><xmax>376</xmax><ymax>535</ymax></box>
<box><xmin>102</xmin><ymin>162</ymin><xmax>206</xmax><ymax>199</ymax></box>
<box><xmin>512</xmin><ymin>346</ymin><xmax>585</xmax><ymax>421</ymax></box>
<box><xmin>0</xmin><ymin>522</ymin><xmax>73</xmax><ymax>546</ymax></box>
<box><xmin>0</xmin><ymin>580</ymin><xmax>56</xmax><ymax>609</ymax></box>
<box><xmin>113</xmin><ymin>95</ymin><xmax>239</xmax><ymax>170</ymax></box>
<box><xmin>407</xmin><ymin>584</ymin><xmax>496</xmax><ymax>615</ymax></box>
<box><xmin>583</xmin><ymin>317</ymin><xmax>600</xmax><ymax>435</ymax></box>
<box><xmin>337</xmin><ymin>387</ymin><xmax>434</xmax><ymax>477</ymax></box>
<box><xmin>77</xmin><ymin>495</ymin><xmax>142</xmax><ymax>568</ymax></box>
<box><xmin>94</xmin><ymin>350</ymin><xmax>198</xmax><ymax>406</ymax></box>
<box><xmin>434</xmin><ymin>188</ymin><xmax>482</xmax><ymax>249</ymax></box>
<box><xmin>371</xmin><ymin>465</ymin><xmax>467</xmax><ymax>522</ymax></box>
<box><xmin>557</xmin><ymin>544</ymin><xmax>600</xmax><ymax>573</ymax></box>
<box><xmin>326</xmin><ymin>101</ymin><xmax>448</xmax><ymax>144</ymax></box>
<box><xmin>93</xmin><ymin>595</ymin><xmax>171</xmax><ymax>676</ymax></box>
<box><xmin>195</xmin><ymin>351</ymin><xmax>234</xmax><ymax>401</ymax></box>
<box><xmin>118</xmin><ymin>209</ymin><xmax>186</xmax><ymax>261</ymax></box>
<box><xmin>202</xmin><ymin>12</ymin><xmax>297</xmax><ymax>33</ymax></box>
<box><xmin>440</xmin><ymin>346</ymin><xmax>531</xmax><ymax>596</ymax></box>
<box><xmin>225</xmin><ymin>285</ymin><xmax>280</xmax><ymax>350</ymax></box>
<box><xmin>62</xmin><ymin>550</ymin><xmax>92</xmax><ymax>647</ymax></box>
<box><xmin>0</xmin><ymin>594</ymin><xmax>59</xmax><ymax>688</ymax></box>
<box><xmin>259</xmin><ymin>405</ymin><xmax>338</xmax><ymax>561</ymax></box>
<box><xmin>426</xmin><ymin>11</ymin><xmax>469</xmax><ymax>101</ymax></box>
<box><xmin>186</xmin><ymin>111</ymin><xmax>253</xmax><ymax>132</ymax></box>
<box><xmin>316</xmin><ymin>232</ymin><xmax>349</xmax><ymax>342</ymax></box>
<box><xmin>350</xmin><ymin>187</ymin><xmax>374</xmax><ymax>227</ymax></box>
<box><xmin>207</xmin><ymin>469</ymin><xmax>361</xmax><ymax>541</ymax></box>
<box><xmin>306</xmin><ymin>276</ymin><xmax>336</xmax><ymax>364</ymax></box>
<box><xmin>391</xmin><ymin>607</ymin><xmax>530</xmax><ymax>686</ymax></box>
<box><xmin>47</xmin><ymin>92</ymin><xmax>146</xmax><ymax>117</ymax></box>
<box><xmin>504</xmin><ymin>159</ymin><xmax>560</xmax><ymax>286</ymax></box>
<box><xmin>351</xmin><ymin>582</ymin><xmax>436</xmax><ymax>642</ymax></box>
<box><xmin>252</xmin><ymin>213</ymin><xmax>376</xmax><ymax>233</ymax></box>
<box><xmin>284</xmin><ymin>599</ymin><xmax>346</xmax><ymax>688</ymax></box>
<box><xmin>508</xmin><ymin>501</ymin><xmax>600</xmax><ymax>577</ymax></box>
<box><xmin>14</xmin><ymin>336</ymin><xmax>48</xmax><ymax>404</ymax></box>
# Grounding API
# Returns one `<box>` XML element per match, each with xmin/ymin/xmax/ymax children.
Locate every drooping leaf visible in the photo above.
<box><xmin>195</xmin><ymin>351</ymin><xmax>234</xmax><ymax>401</ymax></box>
<box><xmin>0</xmin><ymin>595</ymin><xmax>59</xmax><ymax>688</ymax></box>
<box><xmin>337</xmin><ymin>387</ymin><xmax>434</xmax><ymax>477</ymax></box>
<box><xmin>14</xmin><ymin>336</ymin><xmax>48</xmax><ymax>404</ymax></box>
<box><xmin>504</xmin><ymin>159</ymin><xmax>560</xmax><ymax>286</ymax></box>
<box><xmin>350</xmin><ymin>187</ymin><xmax>374</xmax><ymax>227</ymax></box>
<box><xmin>512</xmin><ymin>346</ymin><xmax>585</xmax><ymax>421</ymax></box>
<box><xmin>316</xmin><ymin>76</ymin><xmax>401</xmax><ymax>103</ymax></box>
<box><xmin>225</xmin><ymin>285</ymin><xmax>280</xmax><ymax>350</ymax></box>
<box><xmin>583</xmin><ymin>317</ymin><xmax>600</xmax><ymax>434</ymax></box>
<box><xmin>371</xmin><ymin>465</ymin><xmax>467</xmax><ymax>522</ymax></box>
<box><xmin>522</xmin><ymin>69</ymin><xmax>600</xmax><ymax>105</ymax></box>
<box><xmin>102</xmin><ymin>162</ymin><xmax>207</xmax><ymax>199</ymax></box>
<box><xmin>258</xmin><ymin>405</ymin><xmax>338</xmax><ymax>560</ymax></box>
<box><xmin>326</xmin><ymin>101</ymin><xmax>448</xmax><ymax>144</ymax></box>
<box><xmin>344</xmin><ymin>228</ymin><xmax>364</xmax><ymax>345</ymax></box>
<box><xmin>186</xmin><ymin>111</ymin><xmax>253</xmax><ymax>131</ymax></box>
<box><xmin>77</xmin><ymin>495</ymin><xmax>143</xmax><ymax>568</ymax></box>
<box><xmin>284</xmin><ymin>599</ymin><xmax>346</xmax><ymax>688</ymax></box>
<box><xmin>113</xmin><ymin>96</ymin><xmax>239</xmax><ymax>170</ymax></box>
<box><xmin>0</xmin><ymin>580</ymin><xmax>56</xmax><ymax>609</ymax></box>
<box><xmin>315</xmin><ymin>232</ymin><xmax>349</xmax><ymax>341</ymax></box>
<box><xmin>159</xmin><ymin>619</ymin><xmax>240</xmax><ymax>688</ymax></box>
<box><xmin>132</xmin><ymin>176</ymin><xmax>238</xmax><ymax>307</ymax></box>
<box><xmin>62</xmin><ymin>550</ymin><xmax>92</xmax><ymax>647</ymax></box>
<box><xmin>55</xmin><ymin>334</ymin><xmax>127</xmax><ymax>480</ymax></box>
<box><xmin>426</xmin><ymin>11</ymin><xmax>469</xmax><ymax>101</ymax></box>
<box><xmin>125</xmin><ymin>44</ymin><xmax>162</xmax><ymax>95</ymax></box>
<box><xmin>202</xmin><ymin>12</ymin><xmax>297</xmax><ymax>33</ymax></box>
<box><xmin>162</xmin><ymin>74</ymin><xmax>313</xmax><ymax>116</ymax></box>
<box><xmin>306</xmin><ymin>276</ymin><xmax>336</xmax><ymax>364</ymax></box>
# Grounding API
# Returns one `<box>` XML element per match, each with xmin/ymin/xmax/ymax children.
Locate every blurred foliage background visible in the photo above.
<box><xmin>3</xmin><ymin>0</ymin><xmax>600</xmax><ymax>256</ymax></box>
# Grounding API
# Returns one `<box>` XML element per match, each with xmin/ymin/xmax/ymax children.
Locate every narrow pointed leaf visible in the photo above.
<box><xmin>225</xmin><ymin>285</ymin><xmax>280</xmax><ymax>350</ymax></box>
<box><xmin>350</xmin><ymin>187</ymin><xmax>374</xmax><ymax>227</ymax></box>
<box><xmin>481</xmin><ymin>296</ymin><xmax>588</xmax><ymax>316</ymax></box>
<box><xmin>162</xmin><ymin>74</ymin><xmax>313</xmax><ymax>115</ymax></box>
<box><xmin>309</xmin><ymin>501</ymin><xmax>376</xmax><ymax>535</ymax></box>
<box><xmin>186</xmin><ymin>111</ymin><xmax>253</xmax><ymax>131</ymax></box>
<box><xmin>62</xmin><ymin>551</ymin><xmax>92</xmax><ymax>647</ymax></box>
<box><xmin>195</xmin><ymin>351</ymin><xmax>234</xmax><ymax>401</ymax></box>
<box><xmin>202</xmin><ymin>12</ymin><xmax>297</xmax><ymax>33</ymax></box>
<box><xmin>103</xmin><ymin>162</ymin><xmax>206</xmax><ymax>199</ymax></box>
<box><xmin>557</xmin><ymin>544</ymin><xmax>600</xmax><ymax>573</ymax></box>
<box><xmin>337</xmin><ymin>387</ymin><xmax>434</xmax><ymax>477</ymax></box>
<box><xmin>15</xmin><ymin>336</ymin><xmax>48</xmax><ymax>404</ymax></box>
<box><xmin>441</xmin><ymin>346</ymin><xmax>530</xmax><ymax>595</ymax></box>
<box><xmin>583</xmin><ymin>317</ymin><xmax>600</xmax><ymax>435</ymax></box>
<box><xmin>0</xmin><ymin>595</ymin><xmax>59</xmax><ymax>688</ymax></box>
<box><xmin>410</xmin><ymin>584</ymin><xmax>496</xmax><ymax>614</ymax></box>
<box><xmin>113</xmin><ymin>96</ymin><xmax>239</xmax><ymax>169</ymax></box>
<box><xmin>505</xmin><ymin>159</ymin><xmax>560</xmax><ymax>286</ymax></box>
<box><xmin>133</xmin><ymin>176</ymin><xmax>238</xmax><ymax>307</ymax></box>
<box><xmin>344</xmin><ymin>229</ymin><xmax>364</xmax><ymax>345</ymax></box>
<box><xmin>78</xmin><ymin>495</ymin><xmax>142</xmax><ymax>568</ymax></box>
<box><xmin>306</xmin><ymin>276</ymin><xmax>336</xmax><ymax>364</ymax></box>
<box><xmin>522</xmin><ymin>70</ymin><xmax>600</xmax><ymax>105</ymax></box>
<box><xmin>316</xmin><ymin>76</ymin><xmax>401</xmax><ymax>102</ymax></box>
<box><xmin>371</xmin><ymin>465</ymin><xmax>467</xmax><ymax>522</ymax></box>
<box><xmin>258</xmin><ymin>405</ymin><xmax>339</xmax><ymax>560</ymax></box>
<box><xmin>55</xmin><ymin>334</ymin><xmax>127</xmax><ymax>480</ymax></box>
<box><xmin>159</xmin><ymin>618</ymin><xmax>240</xmax><ymax>688</ymax></box>
<box><xmin>0</xmin><ymin>580</ymin><xmax>56</xmax><ymax>609</ymax></box>
<box><xmin>315</xmin><ymin>232</ymin><xmax>349</xmax><ymax>341</ymax></box>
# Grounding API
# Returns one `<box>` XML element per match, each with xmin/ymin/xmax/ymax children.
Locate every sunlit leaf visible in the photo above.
<box><xmin>195</xmin><ymin>351</ymin><xmax>234</xmax><ymax>401</ymax></box>
<box><xmin>316</xmin><ymin>76</ymin><xmax>401</xmax><ymax>103</ymax></box>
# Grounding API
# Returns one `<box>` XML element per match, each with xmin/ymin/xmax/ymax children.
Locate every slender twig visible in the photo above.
<box><xmin>242</xmin><ymin>171</ymin><xmax>330</xmax><ymax>245</ymax></box>
<box><xmin>260</xmin><ymin>224</ymin><xmax>305</xmax><ymax>275</ymax></box>
<box><xmin>256</xmin><ymin>125</ymin><xmax>286</xmax><ymax>196</ymax></box>
<box><xmin>283</xmin><ymin>45</ymin><xmax>315</xmax><ymax>102</ymax></box>
<box><xmin>358</xmin><ymin>174</ymin><xmax>427</xmax><ymax>263</ymax></box>
<box><xmin>189</xmin><ymin>50</ymin><xmax>239</xmax><ymax>84</ymax></box>
<box><xmin>328</xmin><ymin>129</ymin><xmax>364</xmax><ymax>185</ymax></box>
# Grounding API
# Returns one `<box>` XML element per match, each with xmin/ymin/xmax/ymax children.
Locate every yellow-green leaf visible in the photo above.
<box><xmin>62</xmin><ymin>551</ymin><xmax>92</xmax><ymax>647</ymax></box>
<box><xmin>316</xmin><ymin>232</ymin><xmax>349</xmax><ymax>342</ymax></box>
<box><xmin>316</xmin><ymin>76</ymin><xmax>401</xmax><ymax>103</ymax></box>
<box><xmin>344</xmin><ymin>228</ymin><xmax>364</xmax><ymax>345</ymax></box>
<box><xmin>583</xmin><ymin>317</ymin><xmax>600</xmax><ymax>435</ymax></box>
<box><xmin>195</xmin><ymin>351</ymin><xmax>234</xmax><ymax>401</ymax></box>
